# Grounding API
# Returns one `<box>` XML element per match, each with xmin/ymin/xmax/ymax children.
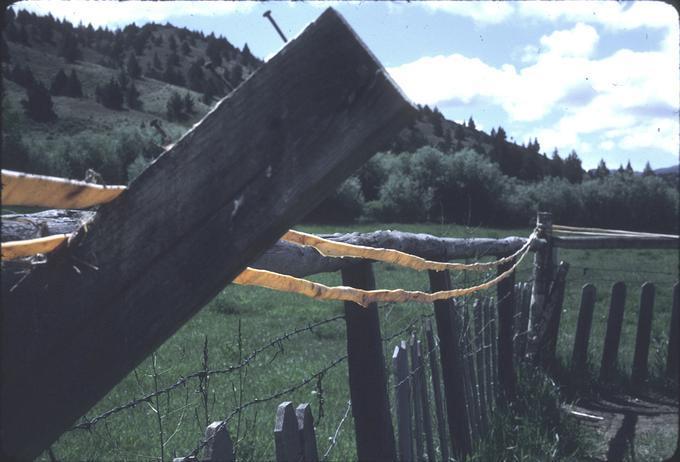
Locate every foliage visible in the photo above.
<box><xmin>22</xmin><ymin>80</ymin><xmax>56</xmax><ymax>122</ymax></box>
<box><xmin>166</xmin><ymin>91</ymin><xmax>185</xmax><ymax>121</ymax></box>
<box><xmin>95</xmin><ymin>78</ymin><xmax>124</xmax><ymax>110</ymax></box>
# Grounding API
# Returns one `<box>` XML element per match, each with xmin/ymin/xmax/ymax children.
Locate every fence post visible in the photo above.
<box><xmin>571</xmin><ymin>284</ymin><xmax>597</xmax><ymax>375</ymax></box>
<box><xmin>486</xmin><ymin>297</ymin><xmax>498</xmax><ymax>409</ymax></box>
<box><xmin>408</xmin><ymin>334</ymin><xmax>425</xmax><ymax>460</ymax></box>
<box><xmin>183</xmin><ymin>421</ymin><xmax>234</xmax><ymax>462</ymax></box>
<box><xmin>496</xmin><ymin>260</ymin><xmax>516</xmax><ymax>402</ymax></box>
<box><xmin>428</xmin><ymin>270</ymin><xmax>471</xmax><ymax>458</ymax></box>
<box><xmin>275</xmin><ymin>402</ymin><xmax>302</xmax><ymax>462</ymax></box>
<box><xmin>341</xmin><ymin>261</ymin><xmax>397</xmax><ymax>461</ymax></box>
<box><xmin>473</xmin><ymin>299</ymin><xmax>488</xmax><ymax>434</ymax></box>
<box><xmin>527</xmin><ymin>212</ymin><xmax>554</xmax><ymax>361</ymax></box>
<box><xmin>296</xmin><ymin>404</ymin><xmax>319</xmax><ymax>462</ymax></box>
<box><xmin>515</xmin><ymin>283</ymin><xmax>532</xmax><ymax>361</ymax></box>
<box><xmin>538</xmin><ymin>262</ymin><xmax>570</xmax><ymax>370</ymax></box>
<box><xmin>667</xmin><ymin>282</ymin><xmax>679</xmax><ymax>383</ymax></box>
<box><xmin>462</xmin><ymin>301</ymin><xmax>480</xmax><ymax>442</ymax></box>
<box><xmin>415</xmin><ymin>339</ymin><xmax>436</xmax><ymax>462</ymax></box>
<box><xmin>393</xmin><ymin>342</ymin><xmax>413</xmax><ymax>462</ymax></box>
<box><xmin>632</xmin><ymin>282</ymin><xmax>655</xmax><ymax>387</ymax></box>
<box><xmin>600</xmin><ymin>282</ymin><xmax>627</xmax><ymax>382</ymax></box>
<box><xmin>424</xmin><ymin>319</ymin><xmax>450</xmax><ymax>462</ymax></box>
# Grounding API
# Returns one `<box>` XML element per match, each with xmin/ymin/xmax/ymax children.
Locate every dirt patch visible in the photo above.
<box><xmin>564</xmin><ymin>391</ymin><xmax>678</xmax><ymax>461</ymax></box>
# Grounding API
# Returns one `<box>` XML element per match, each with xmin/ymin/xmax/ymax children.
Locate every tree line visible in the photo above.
<box><xmin>308</xmin><ymin>146</ymin><xmax>678</xmax><ymax>234</ymax></box>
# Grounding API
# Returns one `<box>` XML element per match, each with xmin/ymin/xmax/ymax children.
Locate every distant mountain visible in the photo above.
<box><xmin>654</xmin><ymin>165</ymin><xmax>679</xmax><ymax>175</ymax></box>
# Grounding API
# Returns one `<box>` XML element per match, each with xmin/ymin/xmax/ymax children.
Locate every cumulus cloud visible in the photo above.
<box><xmin>387</xmin><ymin>23</ymin><xmax>678</xmax><ymax>160</ymax></box>
<box><xmin>13</xmin><ymin>1</ymin><xmax>255</xmax><ymax>28</ymax></box>
<box><xmin>539</xmin><ymin>23</ymin><xmax>598</xmax><ymax>58</ymax></box>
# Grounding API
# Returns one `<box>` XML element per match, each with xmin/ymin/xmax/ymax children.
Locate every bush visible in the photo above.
<box><xmin>305</xmin><ymin>176</ymin><xmax>365</xmax><ymax>223</ymax></box>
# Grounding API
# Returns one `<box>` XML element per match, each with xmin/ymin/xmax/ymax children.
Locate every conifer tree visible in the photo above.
<box><xmin>50</xmin><ymin>69</ymin><xmax>69</xmax><ymax>96</ymax></box>
<box><xmin>127</xmin><ymin>53</ymin><xmax>141</xmax><ymax>79</ymax></box>
<box><xmin>23</xmin><ymin>81</ymin><xmax>56</xmax><ymax>122</ymax></box>
<box><xmin>67</xmin><ymin>69</ymin><xmax>83</xmax><ymax>97</ymax></box>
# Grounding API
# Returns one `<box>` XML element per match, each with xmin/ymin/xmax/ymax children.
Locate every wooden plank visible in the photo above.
<box><xmin>496</xmin><ymin>260</ymin><xmax>516</xmax><ymax>402</ymax></box>
<box><xmin>340</xmin><ymin>261</ymin><xmax>397</xmax><ymax>461</ymax></box>
<box><xmin>538</xmin><ymin>262</ymin><xmax>570</xmax><ymax>370</ymax></box>
<box><xmin>409</xmin><ymin>334</ymin><xmax>425</xmax><ymax>460</ymax></box>
<box><xmin>424</xmin><ymin>319</ymin><xmax>450</xmax><ymax>462</ymax></box>
<box><xmin>414</xmin><ymin>339</ymin><xmax>436</xmax><ymax>462</ymax></box>
<box><xmin>0</xmin><ymin>9</ymin><xmax>415</xmax><ymax>460</ymax></box>
<box><xmin>667</xmin><ymin>282</ymin><xmax>679</xmax><ymax>382</ymax></box>
<box><xmin>295</xmin><ymin>404</ymin><xmax>319</xmax><ymax>462</ymax></box>
<box><xmin>631</xmin><ymin>282</ymin><xmax>655</xmax><ymax>387</ymax></box>
<box><xmin>489</xmin><ymin>297</ymin><xmax>499</xmax><ymax>408</ymax></box>
<box><xmin>392</xmin><ymin>343</ymin><xmax>413</xmax><ymax>462</ymax></box>
<box><xmin>203</xmin><ymin>421</ymin><xmax>235</xmax><ymax>462</ymax></box>
<box><xmin>527</xmin><ymin>213</ymin><xmax>555</xmax><ymax>362</ymax></box>
<box><xmin>428</xmin><ymin>270</ymin><xmax>471</xmax><ymax>458</ymax></box>
<box><xmin>275</xmin><ymin>402</ymin><xmax>302</xmax><ymax>462</ymax></box>
<box><xmin>515</xmin><ymin>283</ymin><xmax>532</xmax><ymax>361</ymax></box>
<box><xmin>571</xmin><ymin>284</ymin><xmax>597</xmax><ymax>375</ymax></box>
<box><xmin>553</xmin><ymin>236</ymin><xmax>678</xmax><ymax>250</ymax></box>
<box><xmin>461</xmin><ymin>301</ymin><xmax>480</xmax><ymax>442</ymax></box>
<box><xmin>473</xmin><ymin>299</ymin><xmax>488</xmax><ymax>434</ymax></box>
<box><xmin>600</xmin><ymin>282</ymin><xmax>627</xmax><ymax>381</ymax></box>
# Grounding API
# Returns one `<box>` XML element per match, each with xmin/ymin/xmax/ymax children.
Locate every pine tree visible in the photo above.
<box><xmin>564</xmin><ymin>150</ymin><xmax>583</xmax><ymax>183</ymax></box>
<box><xmin>127</xmin><ymin>53</ymin><xmax>141</xmax><ymax>79</ymax></box>
<box><xmin>467</xmin><ymin>116</ymin><xmax>476</xmax><ymax>130</ymax></box>
<box><xmin>169</xmin><ymin>34</ymin><xmax>177</xmax><ymax>52</ymax></box>
<box><xmin>152</xmin><ymin>51</ymin><xmax>162</xmax><ymax>69</ymax></box>
<box><xmin>59</xmin><ymin>30</ymin><xmax>81</xmax><ymax>62</ymax></box>
<box><xmin>166</xmin><ymin>91</ymin><xmax>184</xmax><ymax>121</ymax></box>
<box><xmin>183</xmin><ymin>92</ymin><xmax>194</xmax><ymax>114</ymax></box>
<box><xmin>625</xmin><ymin>160</ymin><xmax>634</xmax><ymax>176</ymax></box>
<box><xmin>67</xmin><ymin>69</ymin><xmax>83</xmax><ymax>97</ymax></box>
<box><xmin>181</xmin><ymin>40</ymin><xmax>191</xmax><ymax>55</ymax></box>
<box><xmin>96</xmin><ymin>78</ymin><xmax>124</xmax><ymax>109</ymax></box>
<box><xmin>22</xmin><ymin>81</ymin><xmax>56</xmax><ymax>122</ymax></box>
<box><xmin>642</xmin><ymin>161</ymin><xmax>655</xmax><ymax>176</ymax></box>
<box><xmin>50</xmin><ymin>69</ymin><xmax>69</xmax><ymax>96</ymax></box>
<box><xmin>595</xmin><ymin>159</ymin><xmax>610</xmax><ymax>178</ymax></box>
<box><xmin>125</xmin><ymin>82</ymin><xmax>142</xmax><ymax>109</ymax></box>
<box><xmin>550</xmin><ymin>148</ymin><xmax>564</xmax><ymax>178</ymax></box>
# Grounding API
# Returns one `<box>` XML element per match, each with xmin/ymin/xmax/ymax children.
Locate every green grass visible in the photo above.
<box><xmin>38</xmin><ymin>223</ymin><xmax>678</xmax><ymax>461</ymax></box>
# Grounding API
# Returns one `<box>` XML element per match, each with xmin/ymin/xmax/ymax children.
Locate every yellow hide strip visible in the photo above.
<box><xmin>233</xmin><ymin>244</ymin><xmax>531</xmax><ymax>307</ymax></box>
<box><xmin>282</xmin><ymin>229</ymin><xmax>534</xmax><ymax>273</ymax></box>
<box><xmin>1</xmin><ymin>234</ymin><xmax>69</xmax><ymax>260</ymax></box>
<box><xmin>1</xmin><ymin>170</ymin><xmax>126</xmax><ymax>209</ymax></box>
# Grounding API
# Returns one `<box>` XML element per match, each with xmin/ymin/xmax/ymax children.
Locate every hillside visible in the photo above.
<box><xmin>1</xmin><ymin>8</ymin><xmax>261</xmax><ymax>182</ymax></box>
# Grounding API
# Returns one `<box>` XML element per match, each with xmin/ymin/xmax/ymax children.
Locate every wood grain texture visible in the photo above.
<box><xmin>0</xmin><ymin>8</ymin><xmax>415</xmax><ymax>460</ymax></box>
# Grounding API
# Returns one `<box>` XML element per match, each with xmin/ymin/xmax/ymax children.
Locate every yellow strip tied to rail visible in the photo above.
<box><xmin>233</xmin><ymin>244</ymin><xmax>531</xmax><ymax>307</ymax></box>
<box><xmin>283</xmin><ymin>229</ymin><xmax>535</xmax><ymax>273</ymax></box>
<box><xmin>1</xmin><ymin>169</ymin><xmax>126</xmax><ymax>209</ymax></box>
<box><xmin>1</xmin><ymin>234</ymin><xmax>70</xmax><ymax>260</ymax></box>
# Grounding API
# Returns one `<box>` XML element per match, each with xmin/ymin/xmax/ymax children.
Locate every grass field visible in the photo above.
<box><xmin>39</xmin><ymin>222</ymin><xmax>678</xmax><ymax>461</ymax></box>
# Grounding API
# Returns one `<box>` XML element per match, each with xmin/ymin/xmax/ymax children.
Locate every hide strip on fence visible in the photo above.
<box><xmin>1</xmin><ymin>234</ymin><xmax>70</xmax><ymax>259</ymax></box>
<box><xmin>282</xmin><ymin>229</ymin><xmax>536</xmax><ymax>272</ymax></box>
<box><xmin>233</xmin><ymin>244</ymin><xmax>531</xmax><ymax>307</ymax></box>
<box><xmin>1</xmin><ymin>169</ymin><xmax>127</xmax><ymax>209</ymax></box>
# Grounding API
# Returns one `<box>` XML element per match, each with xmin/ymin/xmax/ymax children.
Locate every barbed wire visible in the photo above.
<box><xmin>322</xmin><ymin>399</ymin><xmax>352</xmax><ymax>461</ymax></box>
<box><xmin>71</xmin><ymin>314</ymin><xmax>345</xmax><ymax>430</ymax></box>
<box><xmin>179</xmin><ymin>355</ymin><xmax>348</xmax><ymax>461</ymax></box>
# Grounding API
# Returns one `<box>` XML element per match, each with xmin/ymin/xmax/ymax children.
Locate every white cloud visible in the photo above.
<box><xmin>539</xmin><ymin>23</ymin><xmax>598</xmax><ymax>58</ymax></box>
<box><xmin>517</xmin><ymin>1</ymin><xmax>677</xmax><ymax>31</ymax></box>
<box><xmin>13</xmin><ymin>1</ymin><xmax>255</xmax><ymax>28</ymax></box>
<box><xmin>388</xmin><ymin>23</ymin><xmax>678</xmax><ymax>161</ymax></box>
<box><xmin>418</xmin><ymin>1</ymin><xmax>514</xmax><ymax>25</ymax></box>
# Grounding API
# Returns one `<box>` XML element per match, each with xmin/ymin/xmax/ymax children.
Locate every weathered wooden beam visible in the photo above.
<box><xmin>553</xmin><ymin>235</ymin><xmax>678</xmax><ymax>250</ymax></box>
<box><xmin>0</xmin><ymin>9</ymin><xmax>415</xmax><ymax>460</ymax></box>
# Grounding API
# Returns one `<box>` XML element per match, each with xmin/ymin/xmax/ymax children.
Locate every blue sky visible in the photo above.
<box><xmin>15</xmin><ymin>1</ymin><xmax>680</xmax><ymax>169</ymax></box>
